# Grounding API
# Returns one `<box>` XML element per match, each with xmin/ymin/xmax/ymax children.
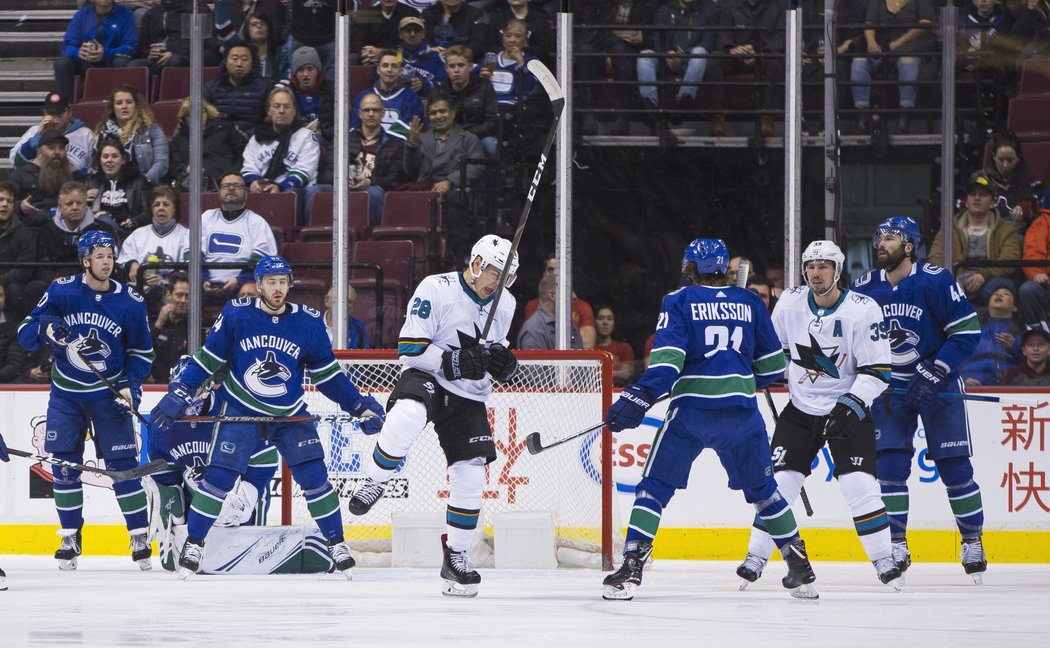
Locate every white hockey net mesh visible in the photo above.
<box><xmin>281</xmin><ymin>350</ymin><xmax>617</xmax><ymax>568</ymax></box>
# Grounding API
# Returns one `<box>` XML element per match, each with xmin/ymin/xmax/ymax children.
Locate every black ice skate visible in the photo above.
<box><xmin>177</xmin><ymin>537</ymin><xmax>205</xmax><ymax>580</ymax></box>
<box><xmin>781</xmin><ymin>539</ymin><xmax>818</xmax><ymax>600</ymax></box>
<box><xmin>440</xmin><ymin>534</ymin><xmax>480</xmax><ymax>597</ymax></box>
<box><xmin>55</xmin><ymin>527</ymin><xmax>82</xmax><ymax>571</ymax></box>
<box><xmin>602</xmin><ymin>541</ymin><xmax>653</xmax><ymax>601</ymax></box>
<box><xmin>961</xmin><ymin>536</ymin><xmax>987</xmax><ymax>585</ymax></box>
<box><xmin>1</xmin><ymin>566</ymin><xmax>7</xmax><ymax>591</ymax></box>
<box><xmin>891</xmin><ymin>538</ymin><xmax>911</xmax><ymax>577</ymax></box>
<box><xmin>347</xmin><ymin>477</ymin><xmax>387</xmax><ymax>516</ymax></box>
<box><xmin>327</xmin><ymin>539</ymin><xmax>355</xmax><ymax>579</ymax></box>
<box><xmin>130</xmin><ymin>533</ymin><xmax>152</xmax><ymax>571</ymax></box>
<box><xmin>736</xmin><ymin>553</ymin><xmax>767</xmax><ymax>591</ymax></box>
<box><xmin>873</xmin><ymin>555</ymin><xmax>903</xmax><ymax>591</ymax></box>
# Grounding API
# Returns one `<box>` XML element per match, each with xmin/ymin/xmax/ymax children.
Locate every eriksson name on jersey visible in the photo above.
<box><xmin>65</xmin><ymin>312</ymin><xmax>122</xmax><ymax>336</ymax></box>
<box><xmin>881</xmin><ymin>303</ymin><xmax>924</xmax><ymax>319</ymax></box>
<box><xmin>690</xmin><ymin>302</ymin><xmax>754</xmax><ymax>322</ymax></box>
<box><xmin>239</xmin><ymin>335</ymin><xmax>302</xmax><ymax>358</ymax></box>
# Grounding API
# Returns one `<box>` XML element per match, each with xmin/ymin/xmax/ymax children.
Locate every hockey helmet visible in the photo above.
<box><xmin>469</xmin><ymin>235</ymin><xmax>519</xmax><ymax>287</ymax></box>
<box><xmin>254</xmin><ymin>255</ymin><xmax>294</xmax><ymax>286</ymax></box>
<box><xmin>873</xmin><ymin>216</ymin><xmax>919</xmax><ymax>251</ymax></box>
<box><xmin>801</xmin><ymin>240</ymin><xmax>844</xmax><ymax>296</ymax></box>
<box><xmin>77</xmin><ymin>230</ymin><xmax>117</xmax><ymax>261</ymax></box>
<box><xmin>682</xmin><ymin>238</ymin><xmax>729</xmax><ymax>275</ymax></box>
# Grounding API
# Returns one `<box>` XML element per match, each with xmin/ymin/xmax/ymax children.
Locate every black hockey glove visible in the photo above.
<box><xmin>906</xmin><ymin>360</ymin><xmax>949</xmax><ymax>408</ymax></box>
<box><xmin>605</xmin><ymin>384</ymin><xmax>655</xmax><ymax>432</ymax></box>
<box><xmin>441</xmin><ymin>346</ymin><xmax>490</xmax><ymax>381</ymax></box>
<box><xmin>822</xmin><ymin>392</ymin><xmax>867</xmax><ymax>441</ymax></box>
<box><xmin>487</xmin><ymin>343</ymin><xmax>519</xmax><ymax>382</ymax></box>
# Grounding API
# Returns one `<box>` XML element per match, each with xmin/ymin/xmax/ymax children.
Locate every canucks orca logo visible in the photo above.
<box><xmin>792</xmin><ymin>333</ymin><xmax>842</xmax><ymax>383</ymax></box>
<box><xmin>244</xmin><ymin>350</ymin><xmax>292</xmax><ymax>397</ymax></box>
<box><xmin>887</xmin><ymin>319</ymin><xmax>920</xmax><ymax>365</ymax></box>
<box><xmin>68</xmin><ymin>329</ymin><xmax>110</xmax><ymax>373</ymax></box>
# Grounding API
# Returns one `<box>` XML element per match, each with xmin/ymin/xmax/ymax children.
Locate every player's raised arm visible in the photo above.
<box><xmin>930</xmin><ymin>268</ymin><xmax>981</xmax><ymax>372</ymax></box>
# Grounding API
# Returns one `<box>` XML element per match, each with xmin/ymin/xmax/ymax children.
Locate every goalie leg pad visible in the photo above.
<box><xmin>446</xmin><ymin>458</ymin><xmax>486</xmax><ymax>551</ymax></box>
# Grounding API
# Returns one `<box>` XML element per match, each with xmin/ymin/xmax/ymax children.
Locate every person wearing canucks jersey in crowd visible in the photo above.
<box><xmin>147</xmin><ymin>256</ymin><xmax>386</xmax><ymax>580</ymax></box>
<box><xmin>17</xmin><ymin>230</ymin><xmax>155</xmax><ymax>571</ymax></box>
<box><xmin>601</xmin><ymin>238</ymin><xmax>818</xmax><ymax>601</ymax></box>
<box><xmin>852</xmin><ymin>216</ymin><xmax>986</xmax><ymax>583</ymax></box>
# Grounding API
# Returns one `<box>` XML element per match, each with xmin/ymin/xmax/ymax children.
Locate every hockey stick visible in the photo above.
<box><xmin>526</xmin><ymin>394</ymin><xmax>671</xmax><ymax>455</ymax></box>
<box><xmin>888</xmin><ymin>388</ymin><xmax>1048</xmax><ymax>407</ymax></box>
<box><xmin>479</xmin><ymin>59</ymin><xmax>565</xmax><ymax>343</ymax></box>
<box><xmin>5</xmin><ymin>448</ymin><xmax>169</xmax><ymax>481</ymax></box>
<box><xmin>762</xmin><ymin>388</ymin><xmax>814</xmax><ymax>517</ymax></box>
<box><xmin>177</xmin><ymin>415</ymin><xmax>322</xmax><ymax>423</ymax></box>
<box><xmin>61</xmin><ymin>339</ymin><xmax>150</xmax><ymax>427</ymax></box>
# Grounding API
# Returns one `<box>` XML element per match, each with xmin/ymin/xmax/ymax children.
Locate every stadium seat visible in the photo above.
<box><xmin>282</xmin><ymin>241</ymin><xmax>333</xmax><ymax>285</ymax></box>
<box><xmin>350</xmin><ymin>239</ymin><xmax>414</xmax><ymax>347</ymax></box>
<box><xmin>300</xmin><ymin>191</ymin><xmax>370</xmax><ymax>242</ymax></box>
<box><xmin>179</xmin><ymin>192</ymin><xmax>220</xmax><ymax>220</ymax></box>
<box><xmin>150</xmin><ymin>99</ymin><xmax>182</xmax><ymax>139</ymax></box>
<box><xmin>82</xmin><ymin>66</ymin><xmax>149</xmax><ymax>102</ymax></box>
<box><xmin>1007</xmin><ymin>95</ymin><xmax>1050</xmax><ymax>142</ymax></box>
<box><xmin>371</xmin><ymin>191</ymin><xmax>442</xmax><ymax>274</ymax></box>
<box><xmin>245</xmin><ymin>192</ymin><xmax>298</xmax><ymax>242</ymax></box>
<box><xmin>71</xmin><ymin>100</ymin><xmax>108</xmax><ymax>131</ymax></box>
<box><xmin>350</xmin><ymin>65</ymin><xmax>376</xmax><ymax>100</ymax></box>
<box><xmin>1021</xmin><ymin>141</ymin><xmax>1050</xmax><ymax>187</ymax></box>
<box><xmin>351</xmin><ymin>280</ymin><xmax>403</xmax><ymax>349</ymax></box>
<box><xmin>155</xmin><ymin>65</ymin><xmax>220</xmax><ymax>102</ymax></box>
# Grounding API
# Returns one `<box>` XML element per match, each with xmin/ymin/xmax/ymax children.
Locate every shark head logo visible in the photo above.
<box><xmin>244</xmin><ymin>350</ymin><xmax>292</xmax><ymax>397</ymax></box>
<box><xmin>68</xmin><ymin>329</ymin><xmax>110</xmax><ymax>373</ymax></box>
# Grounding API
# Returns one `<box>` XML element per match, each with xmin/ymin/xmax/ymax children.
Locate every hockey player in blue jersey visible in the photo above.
<box><xmin>148</xmin><ymin>256</ymin><xmax>387</xmax><ymax>579</ymax></box>
<box><xmin>601</xmin><ymin>238</ymin><xmax>817</xmax><ymax>601</ymax></box>
<box><xmin>17</xmin><ymin>230</ymin><xmax>156</xmax><ymax>571</ymax></box>
<box><xmin>1</xmin><ymin>430</ymin><xmax>8</xmax><ymax>589</ymax></box>
<box><xmin>852</xmin><ymin>216</ymin><xmax>986</xmax><ymax>583</ymax></box>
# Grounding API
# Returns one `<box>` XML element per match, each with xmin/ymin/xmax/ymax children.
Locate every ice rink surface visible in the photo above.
<box><xmin>1</xmin><ymin>557</ymin><xmax>1048</xmax><ymax>648</ymax></box>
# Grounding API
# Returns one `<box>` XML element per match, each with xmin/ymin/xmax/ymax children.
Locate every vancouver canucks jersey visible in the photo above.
<box><xmin>183</xmin><ymin>298</ymin><xmax>357</xmax><ymax>416</ymax></box>
<box><xmin>852</xmin><ymin>263</ymin><xmax>980</xmax><ymax>386</ymax></box>
<box><xmin>397</xmin><ymin>271</ymin><xmax>516</xmax><ymax>402</ymax></box>
<box><xmin>772</xmin><ymin>286</ymin><xmax>891</xmax><ymax>416</ymax></box>
<box><xmin>17</xmin><ymin>275</ymin><xmax>154</xmax><ymax>400</ymax></box>
<box><xmin>639</xmin><ymin>285</ymin><xmax>785</xmax><ymax>409</ymax></box>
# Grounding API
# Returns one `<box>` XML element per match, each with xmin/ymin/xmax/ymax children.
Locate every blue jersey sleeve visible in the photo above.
<box><xmin>636</xmin><ymin>291</ymin><xmax>688</xmax><ymax>397</ymax></box>
<box><xmin>17</xmin><ymin>283</ymin><xmax>61</xmax><ymax>352</ymax></box>
<box><xmin>182</xmin><ymin>301</ymin><xmax>240</xmax><ymax>389</ymax></box>
<box><xmin>121</xmin><ymin>287</ymin><xmax>155</xmax><ymax>385</ymax></box>
<box><xmin>302</xmin><ymin>311</ymin><xmax>365</xmax><ymax>412</ymax></box>
<box><xmin>928</xmin><ymin>266</ymin><xmax>980</xmax><ymax>372</ymax></box>
<box><xmin>752</xmin><ymin>303</ymin><xmax>787</xmax><ymax>390</ymax></box>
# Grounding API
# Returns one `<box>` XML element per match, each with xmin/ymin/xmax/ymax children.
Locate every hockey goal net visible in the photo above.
<box><xmin>280</xmin><ymin>350</ymin><xmax>619</xmax><ymax>568</ymax></box>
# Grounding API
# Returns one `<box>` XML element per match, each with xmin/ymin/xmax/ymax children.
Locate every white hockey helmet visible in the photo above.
<box><xmin>469</xmin><ymin>235</ymin><xmax>519</xmax><ymax>287</ymax></box>
<box><xmin>801</xmin><ymin>240</ymin><xmax>844</xmax><ymax>296</ymax></box>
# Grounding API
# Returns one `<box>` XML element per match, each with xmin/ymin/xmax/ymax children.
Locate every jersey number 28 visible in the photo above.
<box><xmin>704</xmin><ymin>325</ymin><xmax>743</xmax><ymax>358</ymax></box>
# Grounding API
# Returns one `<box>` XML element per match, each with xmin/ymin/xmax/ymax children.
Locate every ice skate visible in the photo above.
<box><xmin>177</xmin><ymin>537</ymin><xmax>205</xmax><ymax>580</ymax></box>
<box><xmin>891</xmin><ymin>538</ymin><xmax>911</xmax><ymax>573</ymax></box>
<box><xmin>347</xmin><ymin>477</ymin><xmax>387</xmax><ymax>516</ymax></box>
<box><xmin>0</xmin><ymin>566</ymin><xmax>7</xmax><ymax>591</ymax></box>
<box><xmin>781</xmin><ymin>539</ymin><xmax>818</xmax><ymax>600</ymax></box>
<box><xmin>130</xmin><ymin>533</ymin><xmax>152</xmax><ymax>571</ymax></box>
<box><xmin>602</xmin><ymin>541</ymin><xmax>653</xmax><ymax>601</ymax></box>
<box><xmin>961</xmin><ymin>536</ymin><xmax>987</xmax><ymax>585</ymax></box>
<box><xmin>440</xmin><ymin>534</ymin><xmax>480</xmax><ymax>597</ymax></box>
<box><xmin>327</xmin><ymin>539</ymin><xmax>355</xmax><ymax>580</ymax></box>
<box><xmin>736</xmin><ymin>553</ymin><xmax>767</xmax><ymax>590</ymax></box>
<box><xmin>873</xmin><ymin>555</ymin><xmax>903</xmax><ymax>591</ymax></box>
<box><xmin>55</xmin><ymin>527</ymin><xmax>82</xmax><ymax>571</ymax></box>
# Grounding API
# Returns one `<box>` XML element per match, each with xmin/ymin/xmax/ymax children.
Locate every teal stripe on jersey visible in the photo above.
<box><xmin>249</xmin><ymin>446</ymin><xmax>280</xmax><ymax>468</ymax></box>
<box><xmin>753</xmin><ymin>349</ymin><xmax>787</xmax><ymax>375</ymax></box>
<box><xmin>853</xmin><ymin>509</ymin><xmax>890</xmax><ymax>536</ymax></box>
<box><xmin>372</xmin><ymin>445</ymin><xmax>404</xmax><ymax>471</ymax></box>
<box><xmin>306</xmin><ymin>486</ymin><xmax>340</xmax><ymax>521</ymax></box>
<box><xmin>648</xmin><ymin>347</ymin><xmax>685</xmax><ymax>371</ymax></box>
<box><xmin>760</xmin><ymin>507</ymin><xmax>799</xmax><ymax>540</ymax></box>
<box><xmin>446</xmin><ymin>505</ymin><xmax>480</xmax><ymax>530</ymax></box>
<box><xmin>398</xmin><ymin>338</ymin><xmax>430</xmax><ymax>357</ymax></box>
<box><xmin>307</xmin><ymin>360</ymin><xmax>342</xmax><ymax>385</ymax></box>
<box><xmin>882</xmin><ymin>493</ymin><xmax>909</xmax><ymax>516</ymax></box>
<box><xmin>945</xmin><ymin>313</ymin><xmax>980</xmax><ymax>336</ymax></box>
<box><xmin>627</xmin><ymin>504</ymin><xmax>662</xmax><ymax>539</ymax></box>
<box><xmin>195</xmin><ymin>346</ymin><xmax>226</xmax><ymax>374</ymax></box>
<box><xmin>671</xmin><ymin>374</ymin><xmax>756</xmax><ymax>398</ymax></box>
<box><xmin>949</xmin><ymin>490</ymin><xmax>983</xmax><ymax>517</ymax></box>
<box><xmin>51</xmin><ymin>367</ymin><xmax>107</xmax><ymax>393</ymax></box>
<box><xmin>189</xmin><ymin>487</ymin><xmax>225</xmax><ymax>519</ymax></box>
<box><xmin>116</xmin><ymin>490</ymin><xmax>148</xmax><ymax>516</ymax></box>
<box><xmin>54</xmin><ymin>486</ymin><xmax>84</xmax><ymax>512</ymax></box>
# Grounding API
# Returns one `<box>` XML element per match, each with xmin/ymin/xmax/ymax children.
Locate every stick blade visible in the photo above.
<box><xmin>122</xmin><ymin>459</ymin><xmax>171</xmax><ymax>480</ymax></box>
<box><xmin>526</xmin><ymin>59</ymin><xmax>564</xmax><ymax>105</ymax></box>
<box><xmin>525</xmin><ymin>432</ymin><xmax>545</xmax><ymax>455</ymax></box>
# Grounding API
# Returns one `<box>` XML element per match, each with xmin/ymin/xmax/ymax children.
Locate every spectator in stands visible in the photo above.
<box><xmin>399</xmin><ymin>17</ymin><xmax>448</xmax><ymax>98</ymax></box>
<box><xmin>37</xmin><ymin>181</ymin><xmax>119</xmax><ymax>280</ymax></box>
<box><xmin>150</xmin><ymin>271</ymin><xmax>190</xmax><ymax>383</ymax></box>
<box><xmin>486</xmin><ymin>0</ymin><xmax>554</xmax><ymax>66</ymax></box>
<box><xmin>849</xmin><ymin>0</ymin><xmax>936</xmax><ymax>135</ymax></box>
<box><xmin>523</xmin><ymin>254</ymin><xmax>597</xmax><ymax>349</ymax></box>
<box><xmin>0</xmin><ymin>181</ymin><xmax>48</xmax><ymax>320</ymax></box>
<box><xmin>479</xmin><ymin>19</ymin><xmax>538</xmax><ymax>112</ymax></box>
<box><xmin>929</xmin><ymin>174</ymin><xmax>1022</xmax><ymax>302</ymax></box>
<box><xmin>288</xmin><ymin>0</ymin><xmax>337</xmax><ymax>78</ymax></box>
<box><xmin>238</xmin><ymin>282</ymin><xmax>260</xmax><ymax>299</ymax></box>
<box><xmin>168</xmin><ymin>98</ymin><xmax>243</xmax><ymax>192</ymax></box>
<box><xmin>977</xmin><ymin>133</ymin><xmax>1037</xmax><ymax>233</ymax></box>
<box><xmin>351</xmin><ymin>49</ymin><xmax>425</xmax><ymax>140</ymax></box>
<box><xmin>245</xmin><ymin>12</ymin><xmax>287</xmax><ymax>82</ymax></box>
<box><xmin>92</xmin><ymin>85</ymin><xmax>169</xmax><ymax>184</ymax></box>
<box><xmin>595</xmin><ymin>305</ymin><xmax>636</xmax><ymax>385</ymax></box>
<box><xmin>118</xmin><ymin>185</ymin><xmax>190</xmax><ymax>298</ymax></box>
<box><xmin>959</xmin><ymin>278</ymin><xmax>1022</xmax><ymax>386</ymax></box>
<box><xmin>200</xmin><ymin>173</ymin><xmax>278</xmax><ymax>301</ymax></box>
<box><xmin>23</xmin><ymin>343</ymin><xmax>54</xmax><ymax>384</ymax></box>
<box><xmin>1003</xmin><ymin>329</ymin><xmax>1050</xmax><ymax>386</ymax></box>
<box><xmin>434</xmin><ymin>46</ymin><xmax>500</xmax><ymax>159</ymax></box>
<box><xmin>0</xmin><ymin>283</ymin><xmax>28</xmax><ymax>383</ymax></box>
<box><xmin>637</xmin><ymin>0</ymin><xmax>718</xmax><ymax>131</ymax></box>
<box><xmin>85</xmin><ymin>137</ymin><xmax>151</xmax><ymax>237</ymax></box>
<box><xmin>766</xmin><ymin>266</ymin><xmax>785</xmax><ymax>298</ymax></box>
<box><xmin>53</xmin><ymin>0</ymin><xmax>137</xmax><ymax>102</ymax></box>
<box><xmin>355</xmin><ymin>0</ymin><xmax>422</xmax><ymax>65</ymax></box>
<box><xmin>203</xmin><ymin>42</ymin><xmax>273</xmax><ymax>138</ymax></box>
<box><xmin>129</xmin><ymin>0</ymin><xmax>221</xmax><ymax>77</ymax></box>
<box><xmin>957</xmin><ymin>0</ymin><xmax>1046</xmax><ymax>77</ymax></box>
<box><xmin>726</xmin><ymin>256</ymin><xmax>744</xmax><ymax>286</ymax></box>
<box><xmin>10</xmin><ymin>131</ymin><xmax>82</xmax><ymax>227</ymax></box>
<box><xmin>210</xmin><ymin>0</ymin><xmax>288</xmax><ymax>47</ymax></box>
<box><xmin>518</xmin><ymin>274</ymin><xmax>584</xmax><ymax>350</ymax></box>
<box><xmin>323</xmin><ymin>285</ymin><xmax>370</xmax><ymax>349</ymax></box>
<box><xmin>423</xmin><ymin>0</ymin><xmax>490</xmax><ymax>56</ymax></box>
<box><xmin>288</xmin><ymin>46</ymin><xmax>335</xmax><ymax>143</ymax></box>
<box><xmin>746</xmin><ymin>274</ymin><xmax>776</xmax><ymax>312</ymax></box>
<box><xmin>10</xmin><ymin>92</ymin><xmax>94</xmax><ymax>175</ymax></box>
<box><xmin>348</xmin><ymin>92</ymin><xmax>408</xmax><ymax>226</ymax></box>
<box><xmin>1019</xmin><ymin>206</ymin><xmax>1050</xmax><ymax>332</ymax></box>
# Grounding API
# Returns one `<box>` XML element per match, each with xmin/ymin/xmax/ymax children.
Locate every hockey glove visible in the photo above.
<box><xmin>113</xmin><ymin>377</ymin><xmax>142</xmax><ymax>416</ymax></box>
<box><xmin>441</xmin><ymin>346</ymin><xmax>490</xmax><ymax>381</ymax></box>
<box><xmin>39</xmin><ymin>315</ymin><xmax>69</xmax><ymax>347</ymax></box>
<box><xmin>906</xmin><ymin>360</ymin><xmax>949</xmax><ymax>408</ymax></box>
<box><xmin>822</xmin><ymin>392</ymin><xmax>867</xmax><ymax>441</ymax></box>
<box><xmin>350</xmin><ymin>395</ymin><xmax>386</xmax><ymax>436</ymax></box>
<box><xmin>149</xmin><ymin>383</ymin><xmax>196</xmax><ymax>435</ymax></box>
<box><xmin>605</xmin><ymin>384</ymin><xmax>655</xmax><ymax>432</ymax></box>
<box><xmin>487</xmin><ymin>343</ymin><xmax>519</xmax><ymax>382</ymax></box>
<box><xmin>0</xmin><ymin>430</ymin><xmax>9</xmax><ymax>462</ymax></box>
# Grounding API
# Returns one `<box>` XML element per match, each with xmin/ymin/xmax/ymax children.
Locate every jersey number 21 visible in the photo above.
<box><xmin>704</xmin><ymin>325</ymin><xmax>743</xmax><ymax>358</ymax></box>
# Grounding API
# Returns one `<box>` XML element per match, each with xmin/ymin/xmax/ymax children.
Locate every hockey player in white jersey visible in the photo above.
<box><xmin>736</xmin><ymin>241</ymin><xmax>901</xmax><ymax>590</ymax></box>
<box><xmin>347</xmin><ymin>235</ymin><xmax>520</xmax><ymax>597</ymax></box>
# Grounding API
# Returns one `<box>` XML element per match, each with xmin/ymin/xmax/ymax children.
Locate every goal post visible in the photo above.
<box><xmin>280</xmin><ymin>349</ymin><xmax>619</xmax><ymax>569</ymax></box>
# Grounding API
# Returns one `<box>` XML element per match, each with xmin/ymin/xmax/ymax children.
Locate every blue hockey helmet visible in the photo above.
<box><xmin>77</xmin><ymin>230</ymin><xmax>117</xmax><ymax>261</ymax></box>
<box><xmin>873</xmin><ymin>216</ymin><xmax>919</xmax><ymax>250</ymax></box>
<box><xmin>254</xmin><ymin>255</ymin><xmax>293</xmax><ymax>286</ymax></box>
<box><xmin>682</xmin><ymin>238</ymin><xmax>729</xmax><ymax>275</ymax></box>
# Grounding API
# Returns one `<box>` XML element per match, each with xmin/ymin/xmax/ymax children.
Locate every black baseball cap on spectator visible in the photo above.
<box><xmin>39</xmin><ymin>130</ymin><xmax>69</xmax><ymax>147</ymax></box>
<box><xmin>967</xmin><ymin>173</ymin><xmax>997</xmax><ymax>198</ymax></box>
<box><xmin>1022</xmin><ymin>328</ymin><xmax>1050</xmax><ymax>345</ymax></box>
<box><xmin>43</xmin><ymin>91</ymin><xmax>70</xmax><ymax>114</ymax></box>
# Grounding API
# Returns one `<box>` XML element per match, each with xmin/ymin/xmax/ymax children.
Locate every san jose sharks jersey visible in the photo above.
<box><xmin>397</xmin><ymin>271</ymin><xmax>515</xmax><ymax>402</ymax></box>
<box><xmin>852</xmin><ymin>262</ymin><xmax>980</xmax><ymax>385</ymax></box>
<box><xmin>17</xmin><ymin>274</ymin><xmax>154</xmax><ymax>399</ymax></box>
<box><xmin>182</xmin><ymin>298</ymin><xmax>364</xmax><ymax>417</ymax></box>
<box><xmin>638</xmin><ymin>285</ymin><xmax>786</xmax><ymax>409</ymax></box>
<box><xmin>772</xmin><ymin>286</ymin><xmax>891</xmax><ymax>416</ymax></box>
